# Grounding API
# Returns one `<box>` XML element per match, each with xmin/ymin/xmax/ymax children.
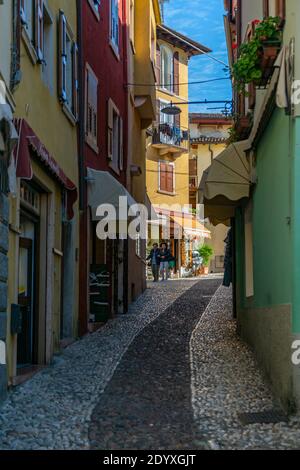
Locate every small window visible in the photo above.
<box><xmin>160</xmin><ymin>45</ymin><xmax>173</xmax><ymax>93</ymax></box>
<box><xmin>110</xmin><ymin>0</ymin><xmax>119</xmax><ymax>54</ymax></box>
<box><xmin>20</xmin><ymin>0</ymin><xmax>34</xmax><ymax>42</ymax></box>
<box><xmin>88</xmin><ymin>0</ymin><xmax>101</xmax><ymax>19</ymax></box>
<box><xmin>159</xmin><ymin>161</ymin><xmax>175</xmax><ymax>194</ymax></box>
<box><xmin>85</xmin><ymin>64</ymin><xmax>98</xmax><ymax>152</ymax></box>
<box><xmin>107</xmin><ymin>98</ymin><xmax>123</xmax><ymax>173</ymax></box>
<box><xmin>58</xmin><ymin>11</ymin><xmax>79</xmax><ymax>121</ymax></box>
<box><xmin>129</xmin><ymin>0</ymin><xmax>135</xmax><ymax>47</ymax></box>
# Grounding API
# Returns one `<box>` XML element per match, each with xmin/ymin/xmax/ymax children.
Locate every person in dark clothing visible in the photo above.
<box><xmin>159</xmin><ymin>243</ymin><xmax>171</xmax><ymax>281</ymax></box>
<box><xmin>147</xmin><ymin>243</ymin><xmax>160</xmax><ymax>282</ymax></box>
<box><xmin>223</xmin><ymin>228</ymin><xmax>233</xmax><ymax>287</ymax></box>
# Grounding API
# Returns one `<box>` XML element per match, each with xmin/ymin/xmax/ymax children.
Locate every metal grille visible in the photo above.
<box><xmin>238</xmin><ymin>410</ymin><xmax>288</xmax><ymax>426</ymax></box>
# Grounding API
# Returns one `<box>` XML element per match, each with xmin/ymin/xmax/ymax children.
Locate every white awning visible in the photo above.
<box><xmin>200</xmin><ymin>140</ymin><xmax>251</xmax><ymax>202</ymax></box>
<box><xmin>87</xmin><ymin>168</ymin><xmax>137</xmax><ymax>221</ymax></box>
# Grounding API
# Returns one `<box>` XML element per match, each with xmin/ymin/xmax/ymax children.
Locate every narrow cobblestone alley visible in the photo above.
<box><xmin>1</xmin><ymin>278</ymin><xmax>300</xmax><ymax>451</ymax></box>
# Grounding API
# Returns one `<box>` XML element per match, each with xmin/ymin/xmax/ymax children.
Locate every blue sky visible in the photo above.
<box><xmin>164</xmin><ymin>0</ymin><xmax>232</xmax><ymax>113</ymax></box>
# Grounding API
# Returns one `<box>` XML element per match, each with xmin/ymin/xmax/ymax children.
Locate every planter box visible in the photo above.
<box><xmin>255</xmin><ymin>42</ymin><xmax>281</xmax><ymax>87</ymax></box>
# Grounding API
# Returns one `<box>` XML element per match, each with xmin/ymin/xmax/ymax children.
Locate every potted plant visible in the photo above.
<box><xmin>232</xmin><ymin>16</ymin><xmax>282</xmax><ymax>93</ymax></box>
<box><xmin>199</xmin><ymin>245</ymin><xmax>214</xmax><ymax>275</ymax></box>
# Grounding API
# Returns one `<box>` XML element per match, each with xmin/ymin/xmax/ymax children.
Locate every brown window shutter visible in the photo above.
<box><xmin>263</xmin><ymin>0</ymin><xmax>269</xmax><ymax>18</ymax></box>
<box><xmin>35</xmin><ymin>0</ymin><xmax>44</xmax><ymax>61</ymax></box>
<box><xmin>58</xmin><ymin>10</ymin><xmax>67</xmax><ymax>102</ymax></box>
<box><xmin>166</xmin><ymin>164</ymin><xmax>174</xmax><ymax>193</ymax></box>
<box><xmin>276</xmin><ymin>0</ymin><xmax>286</xmax><ymax>19</ymax></box>
<box><xmin>72</xmin><ymin>43</ymin><xmax>79</xmax><ymax>120</ymax></box>
<box><xmin>156</xmin><ymin>44</ymin><xmax>161</xmax><ymax>85</ymax></box>
<box><xmin>173</xmin><ymin>52</ymin><xmax>180</xmax><ymax>96</ymax></box>
<box><xmin>160</xmin><ymin>162</ymin><xmax>167</xmax><ymax>191</ymax></box>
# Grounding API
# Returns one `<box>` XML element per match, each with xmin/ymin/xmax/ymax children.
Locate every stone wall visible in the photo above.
<box><xmin>0</xmin><ymin>192</ymin><xmax>9</xmax><ymax>403</ymax></box>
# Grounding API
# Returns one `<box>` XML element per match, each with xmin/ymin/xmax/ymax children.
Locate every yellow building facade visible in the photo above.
<box><xmin>189</xmin><ymin>113</ymin><xmax>232</xmax><ymax>272</ymax></box>
<box><xmin>126</xmin><ymin>0</ymin><xmax>161</xmax><ymax>300</ymax></box>
<box><xmin>146</xmin><ymin>25</ymin><xmax>211</xmax><ymax>269</ymax></box>
<box><xmin>6</xmin><ymin>0</ymin><xmax>79</xmax><ymax>384</ymax></box>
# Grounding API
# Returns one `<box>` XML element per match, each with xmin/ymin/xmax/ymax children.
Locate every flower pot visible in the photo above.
<box><xmin>254</xmin><ymin>42</ymin><xmax>281</xmax><ymax>87</ymax></box>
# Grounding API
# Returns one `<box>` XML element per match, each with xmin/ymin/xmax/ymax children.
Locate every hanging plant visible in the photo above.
<box><xmin>232</xmin><ymin>17</ymin><xmax>282</xmax><ymax>94</ymax></box>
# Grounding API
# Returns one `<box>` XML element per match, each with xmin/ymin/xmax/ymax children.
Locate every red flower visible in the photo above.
<box><xmin>232</xmin><ymin>42</ymin><xmax>238</xmax><ymax>50</ymax></box>
<box><xmin>252</xmin><ymin>19</ymin><xmax>261</xmax><ymax>25</ymax></box>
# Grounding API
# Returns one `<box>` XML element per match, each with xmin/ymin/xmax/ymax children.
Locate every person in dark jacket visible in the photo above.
<box><xmin>147</xmin><ymin>243</ymin><xmax>160</xmax><ymax>282</ymax></box>
<box><xmin>159</xmin><ymin>243</ymin><xmax>171</xmax><ymax>281</ymax></box>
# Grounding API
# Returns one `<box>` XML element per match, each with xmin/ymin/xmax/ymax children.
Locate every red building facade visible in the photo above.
<box><xmin>78</xmin><ymin>0</ymin><xmax>132</xmax><ymax>334</ymax></box>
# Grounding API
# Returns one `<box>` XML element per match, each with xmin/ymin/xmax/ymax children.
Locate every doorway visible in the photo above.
<box><xmin>17</xmin><ymin>216</ymin><xmax>38</xmax><ymax>367</ymax></box>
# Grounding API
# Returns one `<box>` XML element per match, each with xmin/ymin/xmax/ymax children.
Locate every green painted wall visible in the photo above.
<box><xmin>236</xmin><ymin>108</ymin><xmax>292</xmax><ymax>312</ymax></box>
<box><xmin>291</xmin><ymin>117</ymin><xmax>300</xmax><ymax>333</ymax></box>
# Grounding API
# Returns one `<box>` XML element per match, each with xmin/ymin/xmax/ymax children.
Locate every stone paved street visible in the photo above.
<box><xmin>0</xmin><ymin>277</ymin><xmax>300</xmax><ymax>450</ymax></box>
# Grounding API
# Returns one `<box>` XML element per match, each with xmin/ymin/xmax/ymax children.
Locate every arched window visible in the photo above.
<box><xmin>160</xmin><ymin>45</ymin><xmax>173</xmax><ymax>93</ymax></box>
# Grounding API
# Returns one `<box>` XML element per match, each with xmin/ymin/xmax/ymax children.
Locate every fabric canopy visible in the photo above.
<box><xmin>170</xmin><ymin>214</ymin><xmax>211</xmax><ymax>239</ymax></box>
<box><xmin>200</xmin><ymin>140</ymin><xmax>251</xmax><ymax>202</ymax></box>
<box><xmin>14</xmin><ymin>119</ymin><xmax>77</xmax><ymax>219</ymax></box>
<box><xmin>87</xmin><ymin>168</ymin><xmax>137</xmax><ymax>221</ymax></box>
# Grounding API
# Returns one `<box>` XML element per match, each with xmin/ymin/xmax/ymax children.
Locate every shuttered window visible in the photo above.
<box><xmin>159</xmin><ymin>162</ymin><xmax>175</xmax><ymax>194</ymax></box>
<box><xmin>85</xmin><ymin>64</ymin><xmax>98</xmax><ymax>152</ymax></box>
<box><xmin>108</xmin><ymin>99</ymin><xmax>123</xmax><ymax>173</ymax></box>
<box><xmin>156</xmin><ymin>44</ymin><xmax>161</xmax><ymax>85</ymax></box>
<box><xmin>35</xmin><ymin>0</ymin><xmax>44</xmax><ymax>61</ymax></box>
<box><xmin>173</xmin><ymin>52</ymin><xmax>180</xmax><ymax>96</ymax></box>
<box><xmin>58</xmin><ymin>11</ymin><xmax>79</xmax><ymax>121</ymax></box>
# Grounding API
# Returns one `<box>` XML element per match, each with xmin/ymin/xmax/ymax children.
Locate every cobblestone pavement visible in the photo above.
<box><xmin>0</xmin><ymin>279</ymin><xmax>200</xmax><ymax>450</ymax></box>
<box><xmin>89</xmin><ymin>278</ymin><xmax>221</xmax><ymax>450</ymax></box>
<box><xmin>191</xmin><ymin>285</ymin><xmax>300</xmax><ymax>450</ymax></box>
<box><xmin>1</xmin><ymin>278</ymin><xmax>299</xmax><ymax>450</ymax></box>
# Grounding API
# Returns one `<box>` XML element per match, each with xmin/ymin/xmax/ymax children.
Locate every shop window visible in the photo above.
<box><xmin>85</xmin><ymin>64</ymin><xmax>98</xmax><ymax>153</ymax></box>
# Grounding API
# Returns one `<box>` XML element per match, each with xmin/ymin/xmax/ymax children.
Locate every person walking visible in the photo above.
<box><xmin>147</xmin><ymin>243</ymin><xmax>160</xmax><ymax>282</ymax></box>
<box><xmin>159</xmin><ymin>243</ymin><xmax>171</xmax><ymax>281</ymax></box>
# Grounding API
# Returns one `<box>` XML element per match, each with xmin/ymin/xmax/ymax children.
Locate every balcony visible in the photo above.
<box><xmin>151</xmin><ymin>123</ymin><xmax>189</xmax><ymax>156</ymax></box>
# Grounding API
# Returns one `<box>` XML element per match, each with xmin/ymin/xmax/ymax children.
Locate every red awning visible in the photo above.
<box><xmin>14</xmin><ymin>119</ymin><xmax>77</xmax><ymax>220</ymax></box>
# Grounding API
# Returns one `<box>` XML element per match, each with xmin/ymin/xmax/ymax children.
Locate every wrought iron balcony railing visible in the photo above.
<box><xmin>151</xmin><ymin>123</ymin><xmax>189</xmax><ymax>152</ymax></box>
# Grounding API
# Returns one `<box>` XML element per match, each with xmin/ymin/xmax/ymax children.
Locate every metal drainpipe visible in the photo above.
<box><xmin>76</xmin><ymin>0</ymin><xmax>85</xmax><ymax>211</ymax></box>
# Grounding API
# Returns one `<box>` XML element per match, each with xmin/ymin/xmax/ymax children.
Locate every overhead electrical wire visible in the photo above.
<box><xmin>126</xmin><ymin>76</ymin><xmax>230</xmax><ymax>88</ymax></box>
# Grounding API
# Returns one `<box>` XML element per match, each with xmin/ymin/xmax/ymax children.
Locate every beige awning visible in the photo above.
<box><xmin>199</xmin><ymin>140</ymin><xmax>252</xmax><ymax>226</ymax></box>
<box><xmin>200</xmin><ymin>139</ymin><xmax>251</xmax><ymax>202</ymax></box>
<box><xmin>87</xmin><ymin>168</ymin><xmax>137</xmax><ymax>221</ymax></box>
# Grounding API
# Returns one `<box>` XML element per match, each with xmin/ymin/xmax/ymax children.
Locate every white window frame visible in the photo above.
<box><xmin>109</xmin><ymin>0</ymin><xmax>120</xmax><ymax>58</ymax></box>
<box><xmin>85</xmin><ymin>63</ymin><xmax>99</xmax><ymax>153</ymax></box>
<box><xmin>87</xmin><ymin>0</ymin><xmax>101</xmax><ymax>20</ymax></box>
<box><xmin>160</xmin><ymin>44</ymin><xmax>174</xmax><ymax>93</ymax></box>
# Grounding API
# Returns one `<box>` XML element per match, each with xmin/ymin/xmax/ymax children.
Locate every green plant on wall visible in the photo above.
<box><xmin>199</xmin><ymin>244</ymin><xmax>214</xmax><ymax>267</ymax></box>
<box><xmin>232</xmin><ymin>16</ymin><xmax>282</xmax><ymax>94</ymax></box>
